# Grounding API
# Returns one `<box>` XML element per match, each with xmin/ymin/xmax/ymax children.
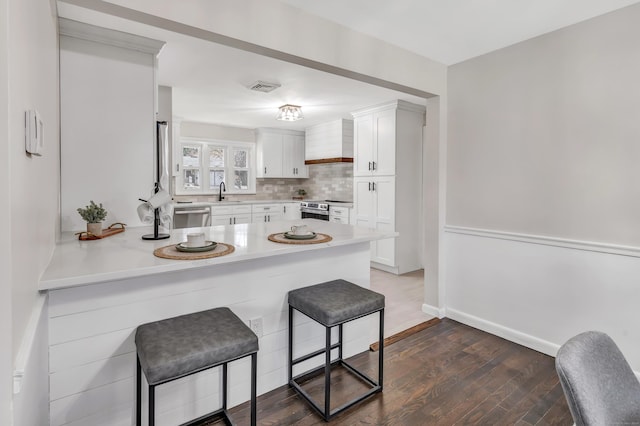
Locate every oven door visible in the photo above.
<box><xmin>301</xmin><ymin>209</ymin><xmax>329</xmax><ymax>221</ymax></box>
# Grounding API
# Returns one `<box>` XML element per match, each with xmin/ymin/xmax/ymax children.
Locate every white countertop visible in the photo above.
<box><xmin>40</xmin><ymin>219</ymin><xmax>394</xmax><ymax>291</ymax></box>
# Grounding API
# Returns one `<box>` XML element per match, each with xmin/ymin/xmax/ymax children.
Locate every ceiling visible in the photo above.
<box><xmin>280</xmin><ymin>0</ymin><xmax>640</xmax><ymax>65</ymax></box>
<box><xmin>57</xmin><ymin>0</ymin><xmax>640</xmax><ymax>131</ymax></box>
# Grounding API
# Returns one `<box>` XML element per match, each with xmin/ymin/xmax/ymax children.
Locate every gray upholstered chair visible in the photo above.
<box><xmin>555</xmin><ymin>331</ymin><xmax>640</xmax><ymax>426</ymax></box>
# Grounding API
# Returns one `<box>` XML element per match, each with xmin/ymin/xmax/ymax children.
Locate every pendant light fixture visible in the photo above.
<box><xmin>276</xmin><ymin>104</ymin><xmax>303</xmax><ymax>121</ymax></box>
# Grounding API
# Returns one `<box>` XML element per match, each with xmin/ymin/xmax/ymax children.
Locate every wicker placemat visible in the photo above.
<box><xmin>268</xmin><ymin>233</ymin><xmax>332</xmax><ymax>245</ymax></box>
<box><xmin>153</xmin><ymin>242</ymin><xmax>235</xmax><ymax>260</ymax></box>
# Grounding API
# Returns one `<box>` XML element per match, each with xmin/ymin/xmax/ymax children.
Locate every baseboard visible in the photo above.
<box><xmin>370</xmin><ymin>318</ymin><xmax>441</xmax><ymax>351</ymax></box>
<box><xmin>445</xmin><ymin>308</ymin><xmax>560</xmax><ymax>357</ymax></box>
<box><xmin>422</xmin><ymin>303</ymin><xmax>445</xmax><ymax>318</ymax></box>
<box><xmin>370</xmin><ymin>262</ymin><xmax>399</xmax><ymax>274</ymax></box>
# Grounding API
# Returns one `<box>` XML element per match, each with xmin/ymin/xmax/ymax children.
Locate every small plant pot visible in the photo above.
<box><xmin>87</xmin><ymin>222</ymin><xmax>103</xmax><ymax>236</ymax></box>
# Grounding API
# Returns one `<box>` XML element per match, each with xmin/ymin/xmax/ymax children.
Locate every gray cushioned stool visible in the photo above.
<box><xmin>135</xmin><ymin>307</ymin><xmax>258</xmax><ymax>426</ymax></box>
<box><xmin>288</xmin><ymin>279</ymin><xmax>385</xmax><ymax>421</ymax></box>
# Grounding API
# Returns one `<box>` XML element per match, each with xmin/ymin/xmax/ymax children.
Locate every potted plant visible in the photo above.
<box><xmin>77</xmin><ymin>201</ymin><xmax>108</xmax><ymax>236</ymax></box>
<box><xmin>294</xmin><ymin>188</ymin><xmax>307</xmax><ymax>200</ymax></box>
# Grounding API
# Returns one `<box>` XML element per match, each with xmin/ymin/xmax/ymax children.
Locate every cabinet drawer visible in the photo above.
<box><xmin>252</xmin><ymin>204</ymin><xmax>282</xmax><ymax>213</ymax></box>
<box><xmin>329</xmin><ymin>207</ymin><xmax>350</xmax><ymax>218</ymax></box>
<box><xmin>330</xmin><ymin>216</ymin><xmax>348</xmax><ymax>224</ymax></box>
<box><xmin>211</xmin><ymin>204</ymin><xmax>251</xmax><ymax>215</ymax></box>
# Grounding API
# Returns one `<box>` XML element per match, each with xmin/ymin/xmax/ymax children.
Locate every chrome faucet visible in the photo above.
<box><xmin>219</xmin><ymin>181</ymin><xmax>226</xmax><ymax>202</ymax></box>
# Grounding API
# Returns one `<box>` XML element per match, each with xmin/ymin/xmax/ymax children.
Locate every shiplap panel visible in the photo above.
<box><xmin>48</xmin><ymin>243</ymin><xmax>372</xmax><ymax>425</ymax></box>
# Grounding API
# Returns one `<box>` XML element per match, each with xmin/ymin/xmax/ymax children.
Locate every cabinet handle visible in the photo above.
<box><xmin>368</xmin><ymin>161</ymin><xmax>372</xmax><ymax>171</ymax></box>
<box><xmin>264</xmin><ymin>167</ymin><xmax>267</xmax><ymax>174</ymax></box>
<box><xmin>284</xmin><ymin>206</ymin><xmax>287</xmax><ymax>213</ymax></box>
<box><xmin>229</xmin><ymin>218</ymin><xmax>232</xmax><ymax>225</ymax></box>
<box><xmin>233</xmin><ymin>217</ymin><xmax>236</xmax><ymax>224</ymax></box>
<box><xmin>368</xmin><ymin>182</ymin><xmax>372</xmax><ymax>191</ymax></box>
<box><xmin>176</xmin><ymin>164</ymin><xmax>179</xmax><ymax>172</ymax></box>
<box><xmin>372</xmin><ymin>161</ymin><xmax>376</xmax><ymax>171</ymax></box>
<box><xmin>372</xmin><ymin>182</ymin><xmax>376</xmax><ymax>191</ymax></box>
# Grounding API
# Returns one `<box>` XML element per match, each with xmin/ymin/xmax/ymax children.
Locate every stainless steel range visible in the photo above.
<box><xmin>300</xmin><ymin>200</ymin><xmax>351</xmax><ymax>220</ymax></box>
<box><xmin>300</xmin><ymin>201</ymin><xmax>329</xmax><ymax>220</ymax></box>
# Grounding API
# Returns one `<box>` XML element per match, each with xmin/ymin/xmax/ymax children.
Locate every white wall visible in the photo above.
<box><xmin>448</xmin><ymin>4</ymin><xmax>640</xmax><ymax>247</ymax></box>
<box><xmin>180</xmin><ymin>121</ymin><xmax>255</xmax><ymax>143</ymax></box>
<box><xmin>4</xmin><ymin>0</ymin><xmax>60</xmax><ymax>423</ymax></box>
<box><xmin>59</xmin><ymin>34</ymin><xmax>156</xmax><ymax>231</ymax></box>
<box><xmin>103</xmin><ymin>0</ymin><xmax>447</xmax><ymax>97</ymax></box>
<box><xmin>446</xmin><ymin>4</ymin><xmax>640</xmax><ymax>369</ymax></box>
<box><xmin>0</xmin><ymin>0</ymin><xmax>13</xmax><ymax>422</ymax></box>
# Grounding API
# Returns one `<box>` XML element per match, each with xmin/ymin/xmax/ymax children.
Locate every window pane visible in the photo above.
<box><xmin>234</xmin><ymin>170</ymin><xmax>248</xmax><ymax>190</ymax></box>
<box><xmin>183</xmin><ymin>169</ymin><xmax>200</xmax><ymax>189</ymax></box>
<box><xmin>234</xmin><ymin>149</ymin><xmax>248</xmax><ymax>168</ymax></box>
<box><xmin>209</xmin><ymin>148</ymin><xmax>225</xmax><ymax>168</ymax></box>
<box><xmin>209</xmin><ymin>170</ymin><xmax>225</xmax><ymax>189</ymax></box>
<box><xmin>182</xmin><ymin>146</ymin><xmax>200</xmax><ymax>167</ymax></box>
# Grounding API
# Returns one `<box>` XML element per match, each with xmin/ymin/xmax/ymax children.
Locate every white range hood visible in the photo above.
<box><xmin>304</xmin><ymin>118</ymin><xmax>353</xmax><ymax>164</ymax></box>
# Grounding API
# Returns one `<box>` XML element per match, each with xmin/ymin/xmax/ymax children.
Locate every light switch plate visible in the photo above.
<box><xmin>25</xmin><ymin>110</ymin><xmax>43</xmax><ymax>156</ymax></box>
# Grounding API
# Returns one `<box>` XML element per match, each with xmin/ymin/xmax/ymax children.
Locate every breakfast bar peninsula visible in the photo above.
<box><xmin>40</xmin><ymin>219</ymin><xmax>395</xmax><ymax>426</ymax></box>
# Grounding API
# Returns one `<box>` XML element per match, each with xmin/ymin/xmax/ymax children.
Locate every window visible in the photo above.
<box><xmin>175</xmin><ymin>138</ymin><xmax>256</xmax><ymax>195</ymax></box>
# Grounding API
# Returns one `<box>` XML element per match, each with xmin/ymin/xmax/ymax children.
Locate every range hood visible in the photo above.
<box><xmin>304</xmin><ymin>119</ymin><xmax>353</xmax><ymax>164</ymax></box>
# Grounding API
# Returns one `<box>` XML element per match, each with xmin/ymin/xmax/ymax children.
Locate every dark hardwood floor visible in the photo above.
<box><xmin>204</xmin><ymin>319</ymin><xmax>573</xmax><ymax>425</ymax></box>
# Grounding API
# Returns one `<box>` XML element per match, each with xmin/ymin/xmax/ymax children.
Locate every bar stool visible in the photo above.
<box><xmin>135</xmin><ymin>307</ymin><xmax>258</xmax><ymax>426</ymax></box>
<box><xmin>288</xmin><ymin>279</ymin><xmax>385</xmax><ymax>421</ymax></box>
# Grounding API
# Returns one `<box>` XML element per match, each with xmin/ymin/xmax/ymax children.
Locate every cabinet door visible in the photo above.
<box><xmin>353</xmin><ymin>177</ymin><xmax>374</xmax><ymax>228</ymax></box>
<box><xmin>282</xmin><ymin>134</ymin><xmax>308</xmax><ymax>178</ymax></box>
<box><xmin>257</xmin><ymin>132</ymin><xmax>283</xmax><ymax>177</ymax></box>
<box><xmin>283</xmin><ymin>202</ymin><xmax>301</xmax><ymax>220</ymax></box>
<box><xmin>268</xmin><ymin>211</ymin><xmax>284</xmax><ymax>222</ymax></box>
<box><xmin>373</xmin><ymin>109</ymin><xmax>396</xmax><ymax>176</ymax></box>
<box><xmin>211</xmin><ymin>214</ymin><xmax>233</xmax><ymax>226</ymax></box>
<box><xmin>371</xmin><ymin>176</ymin><xmax>396</xmax><ymax>266</ymax></box>
<box><xmin>353</xmin><ymin>115</ymin><xmax>374</xmax><ymax>176</ymax></box>
<box><xmin>233</xmin><ymin>214</ymin><xmax>251</xmax><ymax>225</ymax></box>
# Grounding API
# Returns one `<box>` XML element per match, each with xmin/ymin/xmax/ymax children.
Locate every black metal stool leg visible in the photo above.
<box><xmin>251</xmin><ymin>352</ymin><xmax>257</xmax><ymax>426</ymax></box>
<box><xmin>379</xmin><ymin>308</ymin><xmax>384</xmax><ymax>389</ymax></box>
<box><xmin>222</xmin><ymin>363</ymin><xmax>228</xmax><ymax>411</ymax></box>
<box><xmin>136</xmin><ymin>356</ymin><xmax>142</xmax><ymax>426</ymax></box>
<box><xmin>338</xmin><ymin>323</ymin><xmax>343</xmax><ymax>361</ymax></box>
<box><xmin>148</xmin><ymin>384</ymin><xmax>155</xmax><ymax>426</ymax></box>
<box><xmin>324</xmin><ymin>325</ymin><xmax>331</xmax><ymax>421</ymax></box>
<box><xmin>288</xmin><ymin>305</ymin><xmax>293</xmax><ymax>383</ymax></box>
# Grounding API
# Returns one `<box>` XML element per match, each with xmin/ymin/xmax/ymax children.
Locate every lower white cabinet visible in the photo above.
<box><xmin>353</xmin><ymin>176</ymin><xmax>396</xmax><ymax>267</ymax></box>
<box><xmin>283</xmin><ymin>202</ymin><xmax>302</xmax><ymax>220</ymax></box>
<box><xmin>329</xmin><ymin>205</ymin><xmax>350</xmax><ymax>224</ymax></box>
<box><xmin>251</xmin><ymin>203</ymin><xmax>284</xmax><ymax>223</ymax></box>
<box><xmin>211</xmin><ymin>204</ymin><xmax>252</xmax><ymax>225</ymax></box>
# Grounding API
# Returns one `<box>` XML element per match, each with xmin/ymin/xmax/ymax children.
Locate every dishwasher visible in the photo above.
<box><xmin>172</xmin><ymin>204</ymin><xmax>211</xmax><ymax>229</ymax></box>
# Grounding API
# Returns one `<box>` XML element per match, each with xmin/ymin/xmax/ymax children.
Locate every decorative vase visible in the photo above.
<box><xmin>87</xmin><ymin>222</ymin><xmax>103</xmax><ymax>236</ymax></box>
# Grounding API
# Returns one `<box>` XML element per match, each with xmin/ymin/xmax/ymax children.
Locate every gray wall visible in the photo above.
<box><xmin>447</xmin><ymin>3</ymin><xmax>640</xmax><ymax>246</ymax></box>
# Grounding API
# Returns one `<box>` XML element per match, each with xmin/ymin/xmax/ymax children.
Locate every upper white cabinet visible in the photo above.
<box><xmin>256</xmin><ymin>128</ymin><xmax>308</xmax><ymax>178</ymax></box>
<box><xmin>353</xmin><ymin>109</ymin><xmax>396</xmax><ymax>176</ymax></box>
<box><xmin>305</xmin><ymin>119</ymin><xmax>354</xmax><ymax>162</ymax></box>
<box><xmin>351</xmin><ymin>100</ymin><xmax>426</xmax><ymax>274</ymax></box>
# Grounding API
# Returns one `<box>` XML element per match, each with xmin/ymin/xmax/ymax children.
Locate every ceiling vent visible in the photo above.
<box><xmin>247</xmin><ymin>80</ymin><xmax>281</xmax><ymax>93</ymax></box>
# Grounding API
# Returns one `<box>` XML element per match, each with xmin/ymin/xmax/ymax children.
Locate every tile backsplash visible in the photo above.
<box><xmin>173</xmin><ymin>162</ymin><xmax>353</xmax><ymax>202</ymax></box>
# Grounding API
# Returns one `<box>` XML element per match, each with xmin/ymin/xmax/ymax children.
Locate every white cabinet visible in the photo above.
<box><xmin>256</xmin><ymin>129</ymin><xmax>308</xmax><ymax>178</ymax></box>
<box><xmin>283</xmin><ymin>202</ymin><xmax>302</xmax><ymax>220</ymax></box>
<box><xmin>353</xmin><ymin>177</ymin><xmax>395</xmax><ymax>266</ymax></box>
<box><xmin>251</xmin><ymin>203</ymin><xmax>284</xmax><ymax>223</ymax></box>
<box><xmin>352</xmin><ymin>100</ymin><xmax>425</xmax><ymax>274</ymax></box>
<box><xmin>353</xmin><ymin>108</ymin><xmax>396</xmax><ymax>176</ymax></box>
<box><xmin>210</xmin><ymin>204</ymin><xmax>252</xmax><ymax>225</ymax></box>
<box><xmin>329</xmin><ymin>205</ymin><xmax>350</xmax><ymax>224</ymax></box>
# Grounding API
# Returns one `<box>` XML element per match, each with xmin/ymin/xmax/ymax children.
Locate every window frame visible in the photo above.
<box><xmin>175</xmin><ymin>137</ymin><xmax>256</xmax><ymax>196</ymax></box>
